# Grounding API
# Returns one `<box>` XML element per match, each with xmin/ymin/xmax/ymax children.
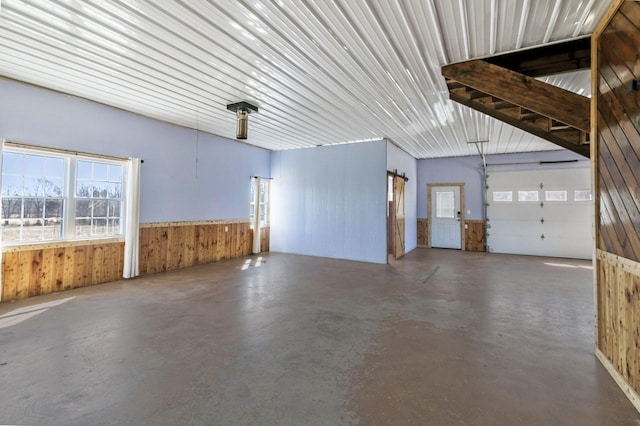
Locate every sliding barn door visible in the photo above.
<box><xmin>393</xmin><ymin>176</ymin><xmax>405</xmax><ymax>259</ymax></box>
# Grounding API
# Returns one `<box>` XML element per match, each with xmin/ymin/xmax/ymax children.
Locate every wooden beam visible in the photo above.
<box><xmin>449</xmin><ymin>91</ymin><xmax>590</xmax><ymax>157</ymax></box>
<box><xmin>483</xmin><ymin>35</ymin><xmax>591</xmax><ymax>77</ymax></box>
<box><xmin>442</xmin><ymin>60</ymin><xmax>590</xmax><ymax>132</ymax></box>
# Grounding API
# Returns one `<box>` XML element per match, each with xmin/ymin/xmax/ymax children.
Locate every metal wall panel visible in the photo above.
<box><xmin>0</xmin><ymin>0</ymin><xmax>609</xmax><ymax>158</ymax></box>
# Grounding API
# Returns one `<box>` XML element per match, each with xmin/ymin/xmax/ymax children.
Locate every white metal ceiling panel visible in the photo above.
<box><xmin>0</xmin><ymin>0</ymin><xmax>610</xmax><ymax>158</ymax></box>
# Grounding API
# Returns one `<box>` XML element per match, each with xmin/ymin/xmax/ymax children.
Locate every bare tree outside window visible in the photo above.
<box><xmin>1</xmin><ymin>153</ymin><xmax>65</xmax><ymax>242</ymax></box>
<box><xmin>1</xmin><ymin>148</ymin><xmax>125</xmax><ymax>243</ymax></box>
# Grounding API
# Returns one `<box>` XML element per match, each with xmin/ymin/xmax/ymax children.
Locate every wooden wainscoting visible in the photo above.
<box><xmin>417</xmin><ymin>218</ymin><xmax>484</xmax><ymax>251</ymax></box>
<box><xmin>465</xmin><ymin>220</ymin><xmax>486</xmax><ymax>252</ymax></box>
<box><xmin>139</xmin><ymin>220</ymin><xmax>252</xmax><ymax>275</ymax></box>
<box><xmin>1</xmin><ymin>239</ymin><xmax>124</xmax><ymax>301</ymax></box>
<box><xmin>596</xmin><ymin>250</ymin><xmax>640</xmax><ymax>408</ymax></box>
<box><xmin>249</xmin><ymin>227</ymin><xmax>270</xmax><ymax>253</ymax></box>
<box><xmin>417</xmin><ymin>218</ymin><xmax>429</xmax><ymax>247</ymax></box>
<box><xmin>1</xmin><ymin>220</ymin><xmax>253</xmax><ymax>302</ymax></box>
<box><xmin>260</xmin><ymin>227</ymin><xmax>270</xmax><ymax>253</ymax></box>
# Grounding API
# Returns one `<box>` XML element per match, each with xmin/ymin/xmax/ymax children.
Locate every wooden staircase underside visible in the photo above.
<box><xmin>441</xmin><ymin>36</ymin><xmax>591</xmax><ymax>158</ymax></box>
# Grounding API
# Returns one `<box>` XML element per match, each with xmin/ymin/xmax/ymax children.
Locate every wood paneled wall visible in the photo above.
<box><xmin>139</xmin><ymin>221</ymin><xmax>252</xmax><ymax>275</ymax></box>
<box><xmin>417</xmin><ymin>218</ymin><xmax>485</xmax><ymax>252</ymax></box>
<box><xmin>2</xmin><ymin>239</ymin><xmax>124</xmax><ymax>301</ymax></box>
<box><xmin>417</xmin><ymin>218</ymin><xmax>429</xmax><ymax>247</ymax></box>
<box><xmin>596</xmin><ymin>1</ymin><xmax>640</xmax><ymax>262</ymax></box>
<box><xmin>260</xmin><ymin>227</ymin><xmax>270</xmax><ymax>253</ymax></box>
<box><xmin>465</xmin><ymin>220</ymin><xmax>486</xmax><ymax>252</ymax></box>
<box><xmin>596</xmin><ymin>250</ymin><xmax>640</xmax><ymax>397</ymax></box>
<box><xmin>594</xmin><ymin>0</ymin><xmax>640</xmax><ymax>411</ymax></box>
<box><xmin>1</xmin><ymin>220</ymin><xmax>259</xmax><ymax>302</ymax></box>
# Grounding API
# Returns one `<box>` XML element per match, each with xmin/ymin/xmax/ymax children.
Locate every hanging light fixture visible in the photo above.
<box><xmin>226</xmin><ymin>101</ymin><xmax>258</xmax><ymax>140</ymax></box>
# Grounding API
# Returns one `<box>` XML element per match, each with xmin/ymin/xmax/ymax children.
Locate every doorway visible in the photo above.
<box><xmin>428</xmin><ymin>183</ymin><xmax>464</xmax><ymax>250</ymax></box>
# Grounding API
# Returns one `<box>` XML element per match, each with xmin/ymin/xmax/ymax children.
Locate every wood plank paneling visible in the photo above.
<box><xmin>417</xmin><ymin>218</ymin><xmax>429</xmax><ymax>247</ymax></box>
<box><xmin>595</xmin><ymin>0</ymin><xmax>640</xmax><ymax>411</ymax></box>
<box><xmin>138</xmin><ymin>221</ymin><xmax>252</xmax><ymax>276</ymax></box>
<box><xmin>1</xmin><ymin>241</ymin><xmax>124</xmax><ymax>302</ymax></box>
<box><xmin>260</xmin><ymin>227</ymin><xmax>270</xmax><ymax>253</ymax></box>
<box><xmin>1</xmin><ymin>220</ymin><xmax>250</xmax><ymax>302</ymax></box>
<box><xmin>596</xmin><ymin>250</ymin><xmax>640</xmax><ymax>401</ymax></box>
<box><xmin>248</xmin><ymin>227</ymin><xmax>270</xmax><ymax>253</ymax></box>
<box><xmin>597</xmin><ymin>0</ymin><xmax>640</xmax><ymax>263</ymax></box>
<box><xmin>465</xmin><ymin>220</ymin><xmax>486</xmax><ymax>252</ymax></box>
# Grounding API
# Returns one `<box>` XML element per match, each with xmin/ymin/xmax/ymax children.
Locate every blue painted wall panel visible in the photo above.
<box><xmin>0</xmin><ymin>79</ymin><xmax>271</xmax><ymax>223</ymax></box>
<box><xmin>270</xmin><ymin>141</ymin><xmax>387</xmax><ymax>264</ymax></box>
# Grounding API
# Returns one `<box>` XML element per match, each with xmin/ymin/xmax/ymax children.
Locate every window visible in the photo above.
<box><xmin>574</xmin><ymin>190</ymin><xmax>592</xmax><ymax>201</ymax></box>
<box><xmin>545</xmin><ymin>190</ymin><xmax>567</xmax><ymax>202</ymax></box>
<box><xmin>250</xmin><ymin>178</ymin><xmax>269</xmax><ymax>228</ymax></box>
<box><xmin>518</xmin><ymin>190</ymin><xmax>539</xmax><ymax>202</ymax></box>
<box><xmin>493</xmin><ymin>191</ymin><xmax>513</xmax><ymax>202</ymax></box>
<box><xmin>436</xmin><ymin>191</ymin><xmax>455</xmax><ymax>218</ymax></box>
<box><xmin>1</xmin><ymin>147</ymin><xmax>126</xmax><ymax>244</ymax></box>
<box><xmin>1</xmin><ymin>151</ymin><xmax>64</xmax><ymax>242</ymax></box>
<box><xmin>75</xmin><ymin>160</ymin><xmax>123</xmax><ymax>237</ymax></box>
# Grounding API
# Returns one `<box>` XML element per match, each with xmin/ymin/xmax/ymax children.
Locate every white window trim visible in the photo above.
<box><xmin>517</xmin><ymin>190</ymin><xmax>540</xmax><ymax>202</ymax></box>
<box><xmin>1</xmin><ymin>144</ymin><xmax>127</xmax><ymax>246</ymax></box>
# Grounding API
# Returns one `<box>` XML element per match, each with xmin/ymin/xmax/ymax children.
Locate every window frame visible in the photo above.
<box><xmin>517</xmin><ymin>190</ymin><xmax>540</xmax><ymax>202</ymax></box>
<box><xmin>435</xmin><ymin>190</ymin><xmax>455</xmax><ymax>219</ymax></box>
<box><xmin>73</xmin><ymin>159</ymin><xmax>125</xmax><ymax>239</ymax></box>
<box><xmin>1</xmin><ymin>149</ymin><xmax>66</xmax><ymax>242</ymax></box>
<box><xmin>574</xmin><ymin>189</ymin><xmax>593</xmax><ymax>202</ymax></box>
<box><xmin>1</xmin><ymin>145</ymin><xmax>127</xmax><ymax>245</ymax></box>
<box><xmin>249</xmin><ymin>177</ymin><xmax>270</xmax><ymax>229</ymax></box>
<box><xmin>492</xmin><ymin>191</ymin><xmax>513</xmax><ymax>202</ymax></box>
<box><xmin>544</xmin><ymin>190</ymin><xmax>568</xmax><ymax>202</ymax></box>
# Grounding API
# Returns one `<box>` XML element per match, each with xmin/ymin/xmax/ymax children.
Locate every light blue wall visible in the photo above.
<box><xmin>270</xmin><ymin>141</ymin><xmax>388</xmax><ymax>264</ymax></box>
<box><xmin>387</xmin><ymin>142</ymin><xmax>417</xmax><ymax>253</ymax></box>
<box><xmin>417</xmin><ymin>150</ymin><xmax>590</xmax><ymax>219</ymax></box>
<box><xmin>3</xmin><ymin>79</ymin><xmax>591</xmax><ymax>260</ymax></box>
<box><xmin>0</xmin><ymin>79</ymin><xmax>271</xmax><ymax>223</ymax></box>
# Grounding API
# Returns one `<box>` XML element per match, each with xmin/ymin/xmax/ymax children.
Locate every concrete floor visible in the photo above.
<box><xmin>0</xmin><ymin>248</ymin><xmax>639</xmax><ymax>425</ymax></box>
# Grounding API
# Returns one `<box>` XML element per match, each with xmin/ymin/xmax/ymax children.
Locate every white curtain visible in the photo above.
<box><xmin>0</xmin><ymin>141</ymin><xmax>3</xmax><ymax>299</ymax></box>
<box><xmin>123</xmin><ymin>157</ymin><xmax>141</xmax><ymax>279</ymax></box>
<box><xmin>252</xmin><ymin>177</ymin><xmax>261</xmax><ymax>254</ymax></box>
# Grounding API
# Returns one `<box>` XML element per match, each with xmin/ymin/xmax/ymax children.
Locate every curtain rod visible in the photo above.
<box><xmin>251</xmin><ymin>176</ymin><xmax>273</xmax><ymax>180</ymax></box>
<box><xmin>2</xmin><ymin>139</ymin><xmax>139</xmax><ymax>162</ymax></box>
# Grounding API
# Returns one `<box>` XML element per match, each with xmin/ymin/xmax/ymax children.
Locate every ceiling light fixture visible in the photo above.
<box><xmin>226</xmin><ymin>101</ymin><xmax>258</xmax><ymax>139</ymax></box>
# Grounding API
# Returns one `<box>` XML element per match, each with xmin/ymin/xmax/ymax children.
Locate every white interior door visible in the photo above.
<box><xmin>486</xmin><ymin>168</ymin><xmax>592</xmax><ymax>259</ymax></box>
<box><xmin>431</xmin><ymin>186</ymin><xmax>461</xmax><ymax>249</ymax></box>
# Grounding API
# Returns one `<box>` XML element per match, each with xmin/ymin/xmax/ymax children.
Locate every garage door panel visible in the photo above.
<box><xmin>487</xmin><ymin>168</ymin><xmax>592</xmax><ymax>259</ymax></box>
<box><xmin>488</xmin><ymin>231</ymin><xmax>590</xmax><ymax>258</ymax></box>
<box><xmin>488</xmin><ymin>205</ymin><xmax>546</xmax><ymax>221</ymax></box>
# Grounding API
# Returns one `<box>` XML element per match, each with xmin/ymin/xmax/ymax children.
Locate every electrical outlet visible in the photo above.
<box><xmin>467</xmin><ymin>209</ymin><xmax>471</xmax><ymax>215</ymax></box>
<box><xmin>224</xmin><ymin>226</ymin><xmax>228</xmax><ymax>232</ymax></box>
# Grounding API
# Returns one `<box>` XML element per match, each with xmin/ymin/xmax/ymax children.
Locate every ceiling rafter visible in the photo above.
<box><xmin>442</xmin><ymin>37</ymin><xmax>592</xmax><ymax>158</ymax></box>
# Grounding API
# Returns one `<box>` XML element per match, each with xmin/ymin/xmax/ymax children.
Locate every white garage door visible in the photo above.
<box><xmin>486</xmin><ymin>167</ymin><xmax>593</xmax><ymax>259</ymax></box>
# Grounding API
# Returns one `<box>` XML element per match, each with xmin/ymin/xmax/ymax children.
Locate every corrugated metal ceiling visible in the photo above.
<box><xmin>0</xmin><ymin>0</ymin><xmax>609</xmax><ymax>158</ymax></box>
